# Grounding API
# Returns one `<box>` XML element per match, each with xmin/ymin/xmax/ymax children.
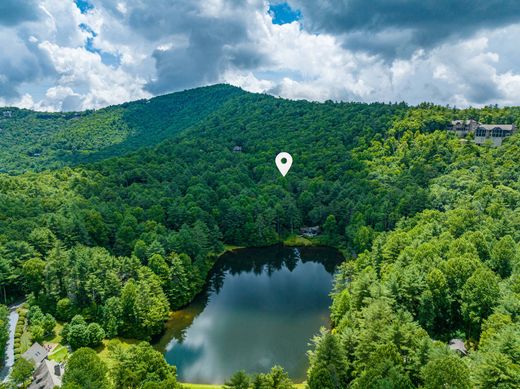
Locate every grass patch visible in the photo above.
<box><xmin>19</xmin><ymin>326</ymin><xmax>32</xmax><ymax>354</ymax></box>
<box><xmin>96</xmin><ymin>337</ymin><xmax>140</xmax><ymax>369</ymax></box>
<box><xmin>48</xmin><ymin>345</ymin><xmax>68</xmax><ymax>362</ymax></box>
<box><xmin>180</xmin><ymin>383</ymin><xmax>306</xmax><ymax>389</ymax></box>
<box><xmin>283</xmin><ymin>235</ymin><xmax>315</xmax><ymax>247</ymax></box>
<box><xmin>45</xmin><ymin>322</ymin><xmax>64</xmax><ymax>344</ymax></box>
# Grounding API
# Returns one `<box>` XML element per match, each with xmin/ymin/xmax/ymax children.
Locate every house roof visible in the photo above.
<box><xmin>28</xmin><ymin>360</ymin><xmax>63</xmax><ymax>389</ymax></box>
<box><xmin>448</xmin><ymin>339</ymin><xmax>467</xmax><ymax>355</ymax></box>
<box><xmin>451</xmin><ymin>119</ymin><xmax>478</xmax><ymax>125</ymax></box>
<box><xmin>21</xmin><ymin>343</ymin><xmax>48</xmax><ymax>366</ymax></box>
<box><xmin>477</xmin><ymin>124</ymin><xmax>515</xmax><ymax>131</ymax></box>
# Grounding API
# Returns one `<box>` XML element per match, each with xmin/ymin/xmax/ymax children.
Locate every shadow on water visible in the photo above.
<box><xmin>155</xmin><ymin>245</ymin><xmax>343</xmax><ymax>384</ymax></box>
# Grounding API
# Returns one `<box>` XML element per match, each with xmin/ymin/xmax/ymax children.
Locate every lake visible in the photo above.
<box><xmin>156</xmin><ymin>245</ymin><xmax>343</xmax><ymax>384</ymax></box>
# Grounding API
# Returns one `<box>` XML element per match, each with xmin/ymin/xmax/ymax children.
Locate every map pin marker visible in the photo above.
<box><xmin>275</xmin><ymin>152</ymin><xmax>293</xmax><ymax>177</ymax></box>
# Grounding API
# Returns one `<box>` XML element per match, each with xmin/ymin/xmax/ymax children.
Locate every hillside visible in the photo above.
<box><xmin>0</xmin><ymin>84</ymin><xmax>245</xmax><ymax>173</ymax></box>
<box><xmin>0</xmin><ymin>86</ymin><xmax>519</xmax><ymax>387</ymax></box>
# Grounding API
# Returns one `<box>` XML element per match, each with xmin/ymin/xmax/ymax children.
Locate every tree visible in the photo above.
<box><xmin>87</xmin><ymin>323</ymin><xmax>105</xmax><ymax>347</ymax></box>
<box><xmin>421</xmin><ymin>352</ymin><xmax>471</xmax><ymax>389</ymax></box>
<box><xmin>165</xmin><ymin>254</ymin><xmax>191</xmax><ymax>308</ymax></box>
<box><xmin>65</xmin><ymin>322</ymin><xmax>89</xmax><ymax>350</ymax></box>
<box><xmin>351</xmin><ymin>344</ymin><xmax>413</xmax><ymax>389</ymax></box>
<box><xmin>63</xmin><ymin>315</ymin><xmax>105</xmax><ymax>349</ymax></box>
<box><xmin>31</xmin><ymin>324</ymin><xmax>45</xmax><ymax>343</ymax></box>
<box><xmin>251</xmin><ymin>366</ymin><xmax>294</xmax><ymax>389</ymax></box>
<box><xmin>474</xmin><ymin>351</ymin><xmax>520</xmax><ymax>388</ymax></box>
<box><xmin>42</xmin><ymin>313</ymin><xmax>57</xmax><ymax>336</ymax></box>
<box><xmin>28</xmin><ymin>227</ymin><xmax>56</xmax><ymax>256</ymax></box>
<box><xmin>323</xmin><ymin>214</ymin><xmax>339</xmax><ymax>244</ymax></box>
<box><xmin>224</xmin><ymin>371</ymin><xmax>251</xmax><ymax>389</ymax></box>
<box><xmin>120</xmin><ymin>270</ymin><xmax>169</xmax><ymax>339</ymax></box>
<box><xmin>102</xmin><ymin>296</ymin><xmax>123</xmax><ymax>338</ymax></box>
<box><xmin>56</xmin><ymin>297</ymin><xmax>75</xmax><ymax>321</ymax></box>
<box><xmin>489</xmin><ymin>235</ymin><xmax>517</xmax><ymax>278</ymax></box>
<box><xmin>9</xmin><ymin>358</ymin><xmax>34</xmax><ymax>387</ymax></box>
<box><xmin>307</xmin><ymin>330</ymin><xmax>349</xmax><ymax>389</ymax></box>
<box><xmin>112</xmin><ymin>342</ymin><xmax>179</xmax><ymax>388</ymax></box>
<box><xmin>62</xmin><ymin>348</ymin><xmax>109</xmax><ymax>389</ymax></box>
<box><xmin>461</xmin><ymin>268</ymin><xmax>501</xmax><ymax>337</ymax></box>
<box><xmin>22</xmin><ymin>258</ymin><xmax>46</xmax><ymax>296</ymax></box>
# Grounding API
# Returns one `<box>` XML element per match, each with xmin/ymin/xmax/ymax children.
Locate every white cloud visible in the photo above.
<box><xmin>2</xmin><ymin>0</ymin><xmax>520</xmax><ymax>110</ymax></box>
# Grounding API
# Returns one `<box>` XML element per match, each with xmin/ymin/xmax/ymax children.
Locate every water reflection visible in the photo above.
<box><xmin>157</xmin><ymin>245</ymin><xmax>343</xmax><ymax>384</ymax></box>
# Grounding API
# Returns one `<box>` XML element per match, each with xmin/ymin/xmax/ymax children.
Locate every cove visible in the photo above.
<box><xmin>155</xmin><ymin>245</ymin><xmax>343</xmax><ymax>384</ymax></box>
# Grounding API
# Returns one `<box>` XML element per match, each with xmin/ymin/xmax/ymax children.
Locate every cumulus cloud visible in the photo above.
<box><xmin>2</xmin><ymin>0</ymin><xmax>520</xmax><ymax>110</ymax></box>
<box><xmin>288</xmin><ymin>0</ymin><xmax>520</xmax><ymax>59</ymax></box>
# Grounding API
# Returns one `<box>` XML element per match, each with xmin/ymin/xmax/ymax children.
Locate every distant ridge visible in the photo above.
<box><xmin>0</xmin><ymin>84</ymin><xmax>245</xmax><ymax>174</ymax></box>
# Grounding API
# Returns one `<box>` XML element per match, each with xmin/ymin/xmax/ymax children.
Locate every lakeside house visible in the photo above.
<box><xmin>300</xmin><ymin>226</ymin><xmax>320</xmax><ymax>238</ymax></box>
<box><xmin>448</xmin><ymin>120</ymin><xmax>517</xmax><ymax>146</ymax></box>
<box><xmin>21</xmin><ymin>343</ymin><xmax>64</xmax><ymax>389</ymax></box>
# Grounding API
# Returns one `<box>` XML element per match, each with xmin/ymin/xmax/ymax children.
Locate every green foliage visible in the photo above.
<box><xmin>9</xmin><ymin>358</ymin><xmax>34</xmax><ymax>386</ymax></box>
<box><xmin>224</xmin><ymin>371</ymin><xmax>251</xmax><ymax>389</ymax></box>
<box><xmin>0</xmin><ymin>305</ymin><xmax>7</xmax><ymax>365</ymax></box>
<box><xmin>421</xmin><ymin>350</ymin><xmax>471</xmax><ymax>389</ymax></box>
<box><xmin>307</xmin><ymin>329</ymin><xmax>349</xmax><ymax>389</ymax></box>
<box><xmin>112</xmin><ymin>342</ymin><xmax>180</xmax><ymax>389</ymax></box>
<box><xmin>62</xmin><ymin>347</ymin><xmax>109</xmax><ymax>389</ymax></box>
<box><xmin>0</xmin><ymin>85</ymin><xmax>245</xmax><ymax>173</ymax></box>
<box><xmin>62</xmin><ymin>315</ymin><xmax>105</xmax><ymax>349</ymax></box>
<box><xmin>2</xmin><ymin>85</ymin><xmax>520</xmax><ymax>385</ymax></box>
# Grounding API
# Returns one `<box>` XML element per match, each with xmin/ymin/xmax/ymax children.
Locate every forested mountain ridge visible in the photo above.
<box><xmin>0</xmin><ymin>84</ymin><xmax>245</xmax><ymax>173</ymax></box>
<box><xmin>1</xmin><ymin>86</ymin><xmax>520</xmax><ymax>387</ymax></box>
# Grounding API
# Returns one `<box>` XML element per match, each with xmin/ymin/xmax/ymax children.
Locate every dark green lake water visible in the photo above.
<box><xmin>157</xmin><ymin>245</ymin><xmax>343</xmax><ymax>384</ymax></box>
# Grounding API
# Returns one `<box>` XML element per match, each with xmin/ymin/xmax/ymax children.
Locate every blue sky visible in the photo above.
<box><xmin>2</xmin><ymin>0</ymin><xmax>520</xmax><ymax>111</ymax></box>
<box><xmin>269</xmin><ymin>3</ymin><xmax>301</xmax><ymax>25</ymax></box>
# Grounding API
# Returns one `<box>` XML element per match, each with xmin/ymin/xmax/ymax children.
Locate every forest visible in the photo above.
<box><xmin>0</xmin><ymin>84</ymin><xmax>519</xmax><ymax>388</ymax></box>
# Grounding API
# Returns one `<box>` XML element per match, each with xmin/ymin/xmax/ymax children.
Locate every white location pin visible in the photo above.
<box><xmin>275</xmin><ymin>152</ymin><xmax>293</xmax><ymax>177</ymax></box>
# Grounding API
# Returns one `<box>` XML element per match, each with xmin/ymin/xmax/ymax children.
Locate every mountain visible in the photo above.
<box><xmin>0</xmin><ymin>84</ymin><xmax>245</xmax><ymax>173</ymax></box>
<box><xmin>1</xmin><ymin>86</ymin><xmax>519</xmax><ymax>387</ymax></box>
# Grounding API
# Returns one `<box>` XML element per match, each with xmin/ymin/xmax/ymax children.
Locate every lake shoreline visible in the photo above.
<box><xmin>157</xmin><ymin>244</ymin><xmax>344</xmax><ymax>385</ymax></box>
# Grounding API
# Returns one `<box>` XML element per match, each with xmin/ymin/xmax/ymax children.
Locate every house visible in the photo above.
<box><xmin>474</xmin><ymin>124</ymin><xmax>516</xmax><ymax>146</ymax></box>
<box><xmin>28</xmin><ymin>360</ymin><xmax>64</xmax><ymax>389</ymax></box>
<box><xmin>448</xmin><ymin>119</ymin><xmax>479</xmax><ymax>137</ymax></box>
<box><xmin>448</xmin><ymin>339</ymin><xmax>467</xmax><ymax>356</ymax></box>
<box><xmin>21</xmin><ymin>343</ymin><xmax>64</xmax><ymax>388</ymax></box>
<box><xmin>300</xmin><ymin>226</ymin><xmax>321</xmax><ymax>238</ymax></box>
<box><xmin>233</xmin><ymin>145</ymin><xmax>243</xmax><ymax>152</ymax></box>
<box><xmin>22</xmin><ymin>343</ymin><xmax>48</xmax><ymax>366</ymax></box>
<box><xmin>2</xmin><ymin>111</ymin><xmax>12</xmax><ymax>118</ymax></box>
<box><xmin>448</xmin><ymin>120</ymin><xmax>517</xmax><ymax>146</ymax></box>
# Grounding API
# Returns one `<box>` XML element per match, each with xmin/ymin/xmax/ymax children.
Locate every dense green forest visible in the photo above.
<box><xmin>1</xmin><ymin>85</ymin><xmax>520</xmax><ymax>387</ymax></box>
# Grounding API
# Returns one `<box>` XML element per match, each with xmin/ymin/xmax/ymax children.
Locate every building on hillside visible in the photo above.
<box><xmin>448</xmin><ymin>119</ymin><xmax>480</xmax><ymax>137</ymax></box>
<box><xmin>22</xmin><ymin>343</ymin><xmax>48</xmax><ymax>366</ymax></box>
<box><xmin>474</xmin><ymin>124</ymin><xmax>516</xmax><ymax>146</ymax></box>
<box><xmin>300</xmin><ymin>226</ymin><xmax>321</xmax><ymax>238</ymax></box>
<box><xmin>448</xmin><ymin>120</ymin><xmax>517</xmax><ymax>146</ymax></box>
<box><xmin>2</xmin><ymin>111</ymin><xmax>12</xmax><ymax>118</ymax></box>
<box><xmin>28</xmin><ymin>360</ymin><xmax>64</xmax><ymax>389</ymax></box>
<box><xmin>233</xmin><ymin>145</ymin><xmax>243</xmax><ymax>152</ymax></box>
<box><xmin>448</xmin><ymin>339</ymin><xmax>467</xmax><ymax>356</ymax></box>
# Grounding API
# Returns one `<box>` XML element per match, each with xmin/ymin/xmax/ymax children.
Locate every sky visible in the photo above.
<box><xmin>2</xmin><ymin>0</ymin><xmax>520</xmax><ymax>111</ymax></box>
